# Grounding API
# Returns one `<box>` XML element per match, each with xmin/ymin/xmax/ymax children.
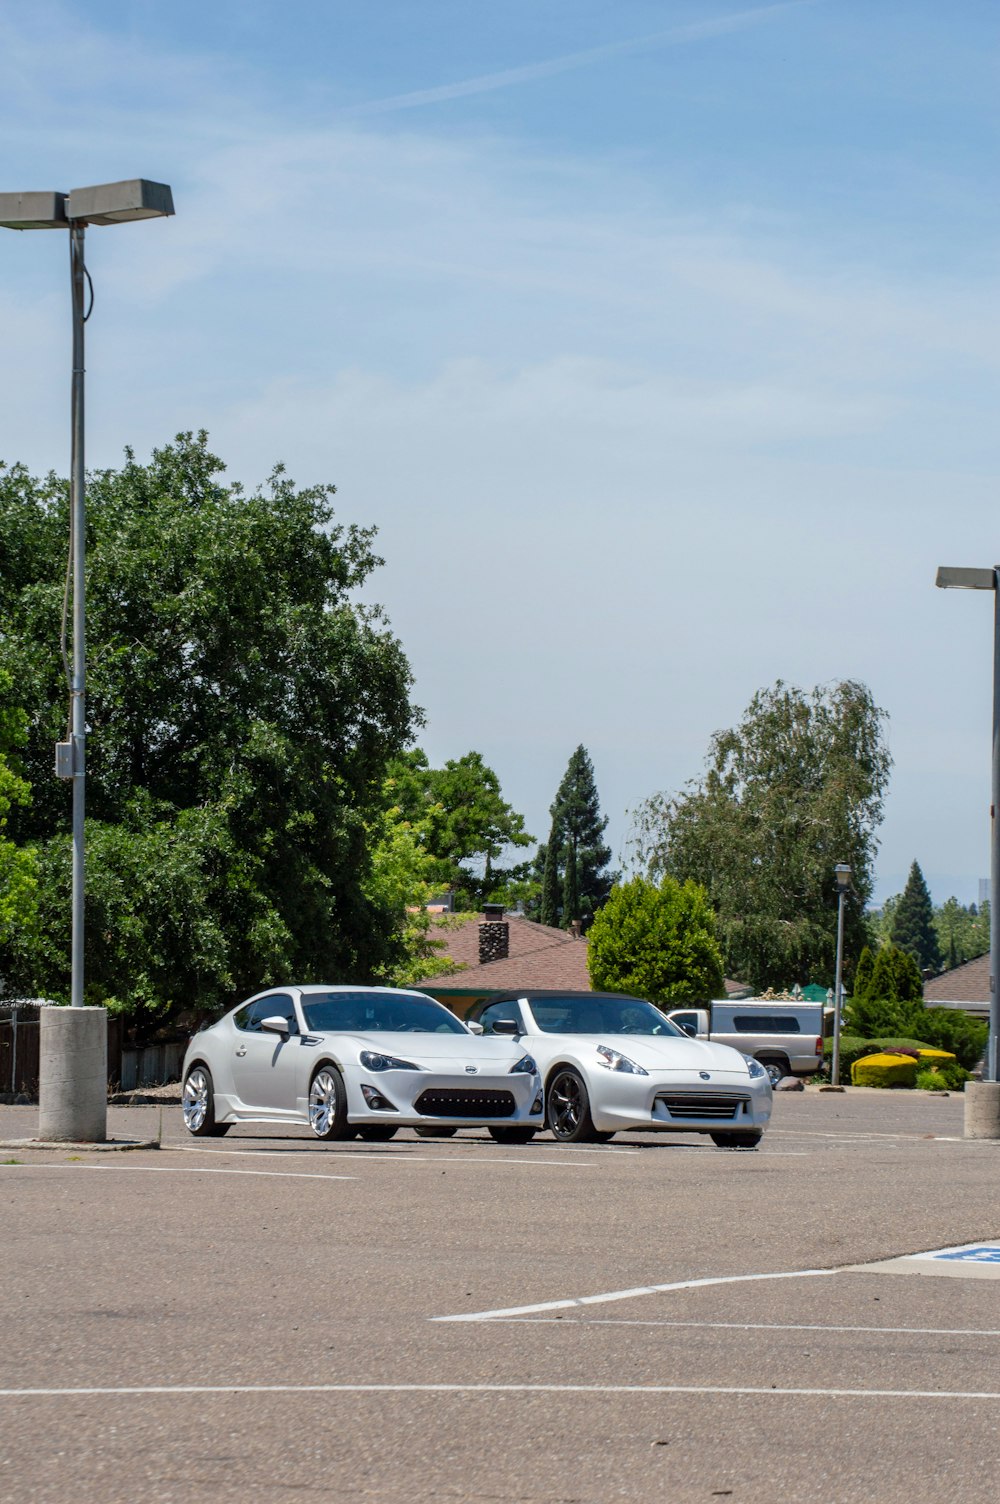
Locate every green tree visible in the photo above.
<box><xmin>0</xmin><ymin>435</ymin><xmax>419</xmax><ymax>1024</ymax></box>
<box><xmin>631</xmin><ymin>680</ymin><xmax>891</xmax><ymax>990</ymax></box>
<box><xmin>587</xmin><ymin>875</ymin><xmax>724</xmax><ymax>1007</ymax></box>
<box><xmin>845</xmin><ymin>942</ymin><xmax>923</xmax><ymax>1037</ymax></box>
<box><xmin>383</xmin><ymin>748</ymin><xmax>532</xmax><ymax>908</ymax></box>
<box><xmin>534</xmin><ymin>746</ymin><xmax>616</xmax><ymax>930</ymax></box>
<box><xmin>934</xmin><ymin>896</ymin><xmax>989</xmax><ymax>970</ymax></box>
<box><xmin>890</xmin><ymin>861</ymin><xmax>941</xmax><ymax>974</ymax></box>
<box><xmin>0</xmin><ymin>673</ymin><xmax>37</xmax><ymax>950</ymax></box>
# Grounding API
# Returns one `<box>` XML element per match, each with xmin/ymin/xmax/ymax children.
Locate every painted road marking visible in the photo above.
<box><xmin>0</xmin><ymin>1163</ymin><xmax>356</xmax><ymax>1182</ymax></box>
<box><xmin>477</xmin><ymin>1318</ymin><xmax>1000</xmax><ymax>1337</ymax></box>
<box><xmin>1</xmin><ymin>1381</ymin><xmax>999</xmax><ymax>1401</ymax></box>
<box><xmin>433</xmin><ymin>1268</ymin><xmax>836</xmax><ymax>1322</ymax></box>
<box><xmin>851</xmin><ymin>1239</ymin><xmax>1000</xmax><ymax>1280</ymax></box>
<box><xmin>171</xmin><ymin>1145</ymin><xmax>599</xmax><ymax>1168</ymax></box>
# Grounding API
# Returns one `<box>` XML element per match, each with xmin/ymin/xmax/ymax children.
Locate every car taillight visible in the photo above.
<box><xmin>814</xmin><ymin>1036</ymin><xmax>822</xmax><ymax>1055</ymax></box>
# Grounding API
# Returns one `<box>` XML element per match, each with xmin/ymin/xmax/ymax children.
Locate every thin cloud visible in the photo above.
<box><xmin>346</xmin><ymin>2</ymin><xmax>815</xmax><ymax>116</ymax></box>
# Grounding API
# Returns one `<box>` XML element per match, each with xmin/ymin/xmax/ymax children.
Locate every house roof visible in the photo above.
<box><xmin>418</xmin><ymin>912</ymin><xmax>748</xmax><ymax>999</ymax></box>
<box><xmin>923</xmin><ymin>952</ymin><xmax>991</xmax><ymax>1008</ymax></box>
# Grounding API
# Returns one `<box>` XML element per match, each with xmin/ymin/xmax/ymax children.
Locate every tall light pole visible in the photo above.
<box><xmin>830</xmin><ymin>863</ymin><xmax>851</xmax><ymax>1087</ymax></box>
<box><xmin>0</xmin><ymin>180</ymin><xmax>174</xmax><ymax>1140</ymax></box>
<box><xmin>936</xmin><ymin>566</ymin><xmax>1000</xmax><ymax>1139</ymax></box>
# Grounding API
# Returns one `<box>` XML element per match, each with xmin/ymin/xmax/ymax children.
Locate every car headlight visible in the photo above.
<box><xmin>742</xmin><ymin>1054</ymin><xmax>769</xmax><ymax>1082</ymax></box>
<box><xmin>509</xmin><ymin>1054</ymin><xmax>538</xmax><ymax>1075</ymax></box>
<box><xmin>596</xmin><ymin>1045</ymin><xmax>648</xmax><ymax>1076</ymax></box>
<box><xmin>359</xmin><ymin>1050</ymin><xmax>421</xmax><ymax>1072</ymax></box>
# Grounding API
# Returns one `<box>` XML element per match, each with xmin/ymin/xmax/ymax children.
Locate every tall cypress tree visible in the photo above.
<box><xmin>541</xmin><ymin>746</ymin><xmax>616</xmax><ymax>930</ymax></box>
<box><xmin>891</xmin><ymin>860</ymin><xmax>942</xmax><ymax>975</ymax></box>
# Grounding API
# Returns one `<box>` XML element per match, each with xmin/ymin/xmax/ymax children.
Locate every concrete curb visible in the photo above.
<box><xmin>0</xmin><ymin>1137</ymin><xmax>160</xmax><ymax>1153</ymax></box>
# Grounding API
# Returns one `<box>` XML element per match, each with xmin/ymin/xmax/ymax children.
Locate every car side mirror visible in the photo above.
<box><xmin>491</xmin><ymin>1019</ymin><xmax>519</xmax><ymax>1036</ymax></box>
<box><xmin>466</xmin><ymin>1020</ymin><xmax>484</xmax><ymax>1035</ymax></box>
<box><xmin>679</xmin><ymin>1023</ymin><xmax>696</xmax><ymax>1038</ymax></box>
<box><xmin>260</xmin><ymin>1015</ymin><xmax>292</xmax><ymax>1036</ymax></box>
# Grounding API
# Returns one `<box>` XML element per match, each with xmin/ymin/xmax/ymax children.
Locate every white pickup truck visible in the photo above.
<box><xmin>664</xmin><ymin>1000</ymin><xmax>831</xmax><ymax>1085</ymax></box>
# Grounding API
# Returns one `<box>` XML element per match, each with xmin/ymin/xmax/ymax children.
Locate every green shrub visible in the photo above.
<box><xmin>824</xmin><ymin>1035</ymin><xmax>932</xmax><ymax>1085</ymax></box>
<box><xmin>851</xmin><ymin>1052</ymin><xmax>918</xmax><ymax>1088</ymax></box>
<box><xmin>908</xmin><ymin>1009</ymin><xmax>988</xmax><ymax>1072</ymax></box>
<box><xmin>915</xmin><ymin>1069</ymin><xmax>950</xmax><ymax>1091</ymax></box>
<box><xmin>915</xmin><ymin>1059</ymin><xmax>970</xmax><ymax>1091</ymax></box>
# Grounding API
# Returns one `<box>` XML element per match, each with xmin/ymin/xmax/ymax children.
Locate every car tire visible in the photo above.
<box><xmin>710</xmin><ymin>1130</ymin><xmax>763</xmax><ymax>1149</ymax></box>
<box><xmin>308</xmin><ymin>1064</ymin><xmax>352</xmax><ymax>1141</ymax></box>
<box><xmin>356</xmin><ymin>1124</ymin><xmax>399</xmax><ymax>1141</ymax></box>
<box><xmin>413</xmin><ymin>1126</ymin><xmax>457</xmax><ymax>1138</ymax></box>
<box><xmin>182</xmin><ymin>1064</ymin><xmax>230</xmax><ymax>1137</ymax></box>
<box><xmin>487</xmin><ymin>1126</ymin><xmax>537</xmax><ymax>1145</ymax></box>
<box><xmin>546</xmin><ymin>1067</ymin><xmax>602</xmax><ymax>1144</ymax></box>
<box><xmin>759</xmin><ymin>1057</ymin><xmax>789</xmax><ymax>1086</ymax></box>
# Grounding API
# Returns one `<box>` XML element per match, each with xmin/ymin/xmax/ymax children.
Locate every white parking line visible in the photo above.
<box><xmin>1</xmin><ymin>1381</ymin><xmax>998</xmax><ymax>1401</ymax></box>
<box><xmin>171</xmin><ymin>1145</ymin><xmax>599</xmax><ymax>1168</ymax></box>
<box><xmin>477</xmin><ymin>1318</ymin><xmax>1000</xmax><ymax>1337</ymax></box>
<box><xmin>0</xmin><ymin>1163</ymin><xmax>356</xmax><ymax>1182</ymax></box>
<box><xmin>433</xmin><ymin>1267</ymin><xmax>836</xmax><ymax>1322</ymax></box>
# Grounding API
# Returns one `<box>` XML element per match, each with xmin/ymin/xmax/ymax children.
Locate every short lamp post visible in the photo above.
<box><xmin>830</xmin><ymin>863</ymin><xmax>851</xmax><ymax>1088</ymax></box>
<box><xmin>0</xmin><ymin>180</ymin><xmax>174</xmax><ymax>1142</ymax></box>
<box><xmin>936</xmin><ymin>566</ymin><xmax>1000</xmax><ymax>1138</ymax></box>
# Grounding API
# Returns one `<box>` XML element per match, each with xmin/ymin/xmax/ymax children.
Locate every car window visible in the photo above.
<box><xmin>245</xmin><ymin>994</ymin><xmax>297</xmax><ymax>1032</ymax></box>
<box><xmin>525</xmin><ymin>995</ymin><xmax>685</xmax><ymax>1036</ymax></box>
<box><xmin>732</xmin><ymin>1014</ymin><xmax>801</xmax><ymax>1034</ymax></box>
<box><xmin>300</xmin><ymin>991</ymin><xmax>467</xmax><ymax>1034</ymax></box>
<box><xmin>478</xmin><ymin>1001</ymin><xmax>523</xmax><ymax>1034</ymax></box>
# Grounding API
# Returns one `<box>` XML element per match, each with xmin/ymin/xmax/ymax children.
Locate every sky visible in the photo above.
<box><xmin>1</xmin><ymin>0</ymin><xmax>998</xmax><ymax>904</ymax></box>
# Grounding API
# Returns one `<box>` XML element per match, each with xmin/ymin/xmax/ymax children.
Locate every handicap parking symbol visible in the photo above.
<box><xmin>932</xmin><ymin>1245</ymin><xmax>1000</xmax><ymax>1263</ymax></box>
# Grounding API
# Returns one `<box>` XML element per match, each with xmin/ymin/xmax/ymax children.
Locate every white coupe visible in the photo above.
<box><xmin>468</xmin><ymin>991</ymin><xmax>772</xmax><ymax>1147</ymax></box>
<box><xmin>181</xmin><ymin>986</ymin><xmax>542</xmax><ymax>1143</ymax></box>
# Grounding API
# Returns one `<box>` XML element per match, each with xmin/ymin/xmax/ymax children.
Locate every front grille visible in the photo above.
<box><xmin>656</xmin><ymin>1092</ymin><xmax>750</xmax><ymax>1121</ymax></box>
<box><xmin>415</xmin><ymin>1088</ymin><xmax>516</xmax><ymax>1119</ymax></box>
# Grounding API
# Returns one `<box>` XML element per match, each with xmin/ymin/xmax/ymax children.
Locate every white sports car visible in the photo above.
<box><xmin>181</xmin><ymin>986</ymin><xmax>542</xmax><ymax>1143</ymax></box>
<box><xmin>467</xmin><ymin>991</ymin><xmax>772</xmax><ymax>1147</ymax></box>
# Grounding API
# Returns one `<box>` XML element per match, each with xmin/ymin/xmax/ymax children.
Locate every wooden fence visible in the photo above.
<box><xmin>0</xmin><ymin>1008</ymin><xmax>183</xmax><ymax>1098</ymax></box>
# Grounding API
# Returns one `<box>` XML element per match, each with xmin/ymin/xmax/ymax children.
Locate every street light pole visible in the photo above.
<box><xmin>0</xmin><ymin>180</ymin><xmax>174</xmax><ymax>1139</ymax></box>
<box><xmin>936</xmin><ymin>565</ymin><xmax>1000</xmax><ymax>1139</ymax></box>
<box><xmin>830</xmin><ymin>863</ymin><xmax>851</xmax><ymax>1087</ymax></box>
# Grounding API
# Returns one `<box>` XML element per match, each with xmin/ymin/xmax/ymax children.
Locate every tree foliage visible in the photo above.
<box><xmin>587</xmin><ymin>875</ymin><xmax>724</xmax><ymax>1007</ymax></box>
<box><xmin>533</xmin><ymin>746</ymin><xmax>615</xmax><ymax>930</ymax></box>
<box><xmin>890</xmin><ymin>860</ymin><xmax>941</xmax><ymax>974</ymax></box>
<box><xmin>0</xmin><ymin>434</ymin><xmax>420</xmax><ymax>1026</ymax></box>
<box><xmin>0</xmin><ymin>672</ymin><xmax>37</xmax><ymax>950</ymax></box>
<box><xmin>630</xmin><ymin>680</ymin><xmax>892</xmax><ymax>991</ymax></box>
<box><xmin>383</xmin><ymin>748</ymin><xmax>532</xmax><ymax>908</ymax></box>
<box><xmin>846</xmin><ymin>943</ymin><xmax>923</xmax><ymax>1037</ymax></box>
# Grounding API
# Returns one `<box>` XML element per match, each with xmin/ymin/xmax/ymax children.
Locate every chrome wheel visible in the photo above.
<box><xmin>308</xmin><ymin>1065</ymin><xmax>350</xmax><ymax>1140</ymax></box>
<box><xmin>182</xmin><ymin>1067</ymin><xmax>209</xmax><ymax>1132</ymax></box>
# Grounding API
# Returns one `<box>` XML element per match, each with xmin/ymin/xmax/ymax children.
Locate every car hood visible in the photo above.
<box><xmin>323</xmin><ymin>1031</ymin><xmax>529</xmax><ymax>1067</ymax></box>
<box><xmin>535</xmin><ymin>1033</ymin><xmax>754</xmax><ymax>1077</ymax></box>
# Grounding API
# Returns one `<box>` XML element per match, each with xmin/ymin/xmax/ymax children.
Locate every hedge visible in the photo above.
<box><xmin>851</xmin><ymin>1053</ymin><xmax>919</xmax><ymax>1089</ymax></box>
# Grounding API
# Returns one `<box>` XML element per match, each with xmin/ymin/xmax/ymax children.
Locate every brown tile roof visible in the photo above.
<box><xmin>923</xmin><ymin>953</ymin><xmax>990</xmax><ymax>1006</ymax></box>
<box><xmin>418</xmin><ymin>912</ymin><xmax>747</xmax><ymax>998</ymax></box>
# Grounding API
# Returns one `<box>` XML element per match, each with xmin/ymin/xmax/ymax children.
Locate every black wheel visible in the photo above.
<box><xmin>759</xmin><ymin>1057</ymin><xmax>789</xmax><ymax>1086</ymax></box>
<box><xmin>413</xmin><ymin>1126</ymin><xmax>456</xmax><ymax>1138</ymax></box>
<box><xmin>182</xmin><ymin>1065</ymin><xmax>230</xmax><ymax>1137</ymax></box>
<box><xmin>308</xmin><ymin>1064</ymin><xmax>352</xmax><ymax>1141</ymax></box>
<box><xmin>710</xmin><ymin>1130</ymin><xmax>763</xmax><ymax>1149</ymax></box>
<box><xmin>488</xmin><ymin>1126</ymin><xmax>537</xmax><ymax>1145</ymax></box>
<box><xmin>356</xmin><ymin>1124</ymin><xmax>399</xmax><ymax>1141</ymax></box>
<box><xmin>547</xmin><ymin>1068</ymin><xmax>602</xmax><ymax>1144</ymax></box>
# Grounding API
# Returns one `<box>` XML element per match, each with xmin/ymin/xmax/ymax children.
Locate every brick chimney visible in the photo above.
<box><xmin>479</xmin><ymin>904</ymin><xmax>509</xmax><ymax>964</ymax></box>
<box><xmin>570</xmin><ymin>919</ymin><xmax>582</xmax><ymax>939</ymax></box>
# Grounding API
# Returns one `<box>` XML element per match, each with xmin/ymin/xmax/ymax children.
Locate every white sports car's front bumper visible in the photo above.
<box><xmin>339</xmin><ymin>1063</ymin><xmax>543</xmax><ymax>1129</ymax></box>
<box><xmin>587</xmin><ymin>1069</ymin><xmax>772</xmax><ymax>1135</ymax></box>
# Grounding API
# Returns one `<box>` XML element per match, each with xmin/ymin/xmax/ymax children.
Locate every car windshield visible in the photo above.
<box><xmin>526</xmin><ymin>995</ymin><xmax>685</xmax><ymax>1037</ymax></box>
<box><xmin>300</xmin><ymin>991</ymin><xmax>467</xmax><ymax>1034</ymax></box>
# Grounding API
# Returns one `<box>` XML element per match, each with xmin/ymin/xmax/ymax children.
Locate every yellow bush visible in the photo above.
<box><xmin>916</xmin><ymin>1048</ymin><xmax>956</xmax><ymax>1063</ymax></box>
<box><xmin>851</xmin><ymin>1052</ymin><xmax>918</xmax><ymax>1089</ymax></box>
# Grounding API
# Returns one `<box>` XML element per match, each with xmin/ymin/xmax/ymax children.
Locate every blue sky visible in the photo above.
<box><xmin>2</xmin><ymin>0</ymin><xmax>999</xmax><ymax>902</ymax></box>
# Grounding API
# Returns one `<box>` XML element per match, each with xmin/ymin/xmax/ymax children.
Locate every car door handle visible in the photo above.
<box><xmin>235</xmin><ymin>1046</ymin><xmax>247</xmax><ymax>1057</ymax></box>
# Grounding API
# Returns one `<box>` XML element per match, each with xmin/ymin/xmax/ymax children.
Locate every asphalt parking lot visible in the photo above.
<box><xmin>3</xmin><ymin>1089</ymin><xmax>999</xmax><ymax>1504</ymax></box>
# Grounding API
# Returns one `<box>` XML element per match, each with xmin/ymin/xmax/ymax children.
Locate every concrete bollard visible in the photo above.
<box><xmin>964</xmin><ymin>1080</ymin><xmax>1000</xmax><ymax>1140</ymax></box>
<box><xmin>38</xmin><ymin>1006</ymin><xmax>107</xmax><ymax>1142</ymax></box>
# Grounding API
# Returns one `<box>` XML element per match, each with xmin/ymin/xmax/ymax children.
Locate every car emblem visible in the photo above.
<box><xmin>465</xmin><ymin>1065</ymin><xmax>478</xmax><ymax>1074</ymax></box>
<box><xmin>699</xmin><ymin>1071</ymin><xmax>711</xmax><ymax>1081</ymax></box>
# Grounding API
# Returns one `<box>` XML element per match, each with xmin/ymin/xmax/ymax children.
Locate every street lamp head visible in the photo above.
<box><xmin>936</xmin><ymin>566</ymin><xmax>998</xmax><ymax>591</ymax></box>
<box><xmin>0</xmin><ymin>180</ymin><xmax>173</xmax><ymax>231</ymax></box>
<box><xmin>66</xmin><ymin>179</ymin><xmax>174</xmax><ymax>225</ymax></box>
<box><xmin>0</xmin><ymin>191</ymin><xmax>68</xmax><ymax>229</ymax></box>
<box><xmin>834</xmin><ymin>863</ymin><xmax>852</xmax><ymax>892</ymax></box>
